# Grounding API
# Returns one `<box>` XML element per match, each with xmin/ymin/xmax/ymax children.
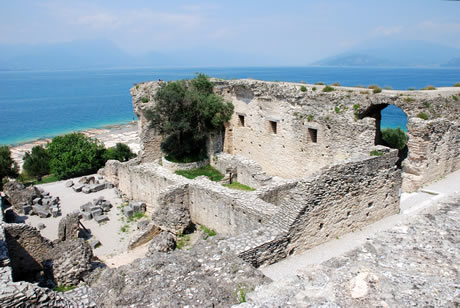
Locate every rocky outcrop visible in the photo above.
<box><xmin>57</xmin><ymin>212</ymin><xmax>80</xmax><ymax>241</ymax></box>
<box><xmin>147</xmin><ymin>231</ymin><xmax>176</xmax><ymax>254</ymax></box>
<box><xmin>90</xmin><ymin>237</ymin><xmax>270</xmax><ymax>307</ymax></box>
<box><xmin>3</xmin><ymin>181</ymin><xmax>41</xmax><ymax>213</ymax></box>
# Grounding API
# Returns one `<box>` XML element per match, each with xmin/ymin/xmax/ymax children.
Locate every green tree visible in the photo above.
<box><xmin>0</xmin><ymin>146</ymin><xmax>18</xmax><ymax>190</ymax></box>
<box><xmin>47</xmin><ymin>133</ymin><xmax>106</xmax><ymax>180</ymax></box>
<box><xmin>381</xmin><ymin>127</ymin><xmax>407</xmax><ymax>150</ymax></box>
<box><xmin>104</xmin><ymin>143</ymin><xmax>136</xmax><ymax>162</ymax></box>
<box><xmin>23</xmin><ymin>145</ymin><xmax>50</xmax><ymax>180</ymax></box>
<box><xmin>145</xmin><ymin>74</ymin><xmax>234</xmax><ymax>162</ymax></box>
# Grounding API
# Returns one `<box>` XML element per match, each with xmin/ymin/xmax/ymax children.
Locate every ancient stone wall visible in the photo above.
<box><xmin>131</xmin><ymin>79</ymin><xmax>459</xmax><ymax>192</ymax></box>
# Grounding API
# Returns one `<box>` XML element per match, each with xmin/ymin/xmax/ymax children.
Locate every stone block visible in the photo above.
<box><xmin>42</xmin><ymin>191</ymin><xmax>50</xmax><ymax>196</ymax></box>
<box><xmin>37</xmin><ymin>223</ymin><xmax>46</xmax><ymax>230</ymax></box>
<box><xmin>23</xmin><ymin>205</ymin><xmax>32</xmax><ymax>215</ymax></box>
<box><xmin>82</xmin><ymin>186</ymin><xmax>91</xmax><ymax>194</ymax></box>
<box><xmin>94</xmin><ymin>215</ymin><xmax>109</xmax><ymax>223</ymax></box>
<box><xmin>51</xmin><ymin>207</ymin><xmax>60</xmax><ymax>217</ymax></box>
<box><xmin>105</xmin><ymin>183</ymin><xmax>114</xmax><ymax>189</ymax></box>
<box><xmin>81</xmin><ymin>211</ymin><xmax>92</xmax><ymax>220</ymax></box>
<box><xmin>73</xmin><ymin>184</ymin><xmax>83</xmax><ymax>192</ymax></box>
<box><xmin>78</xmin><ymin>176</ymin><xmax>87</xmax><ymax>184</ymax></box>
<box><xmin>102</xmin><ymin>201</ymin><xmax>112</xmax><ymax>211</ymax></box>
<box><xmin>65</xmin><ymin>180</ymin><xmax>74</xmax><ymax>188</ymax></box>
<box><xmin>91</xmin><ymin>208</ymin><xmax>103</xmax><ymax>217</ymax></box>
<box><xmin>123</xmin><ymin>206</ymin><xmax>134</xmax><ymax>217</ymax></box>
<box><xmin>131</xmin><ymin>201</ymin><xmax>146</xmax><ymax>213</ymax></box>
<box><xmin>80</xmin><ymin>202</ymin><xmax>93</xmax><ymax>212</ymax></box>
<box><xmin>33</xmin><ymin>206</ymin><xmax>49</xmax><ymax>218</ymax></box>
<box><xmin>33</xmin><ymin>197</ymin><xmax>42</xmax><ymax>205</ymax></box>
<box><xmin>89</xmin><ymin>239</ymin><xmax>101</xmax><ymax>249</ymax></box>
<box><xmin>90</xmin><ymin>183</ymin><xmax>105</xmax><ymax>193</ymax></box>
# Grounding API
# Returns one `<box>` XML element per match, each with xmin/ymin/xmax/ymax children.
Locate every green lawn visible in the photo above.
<box><xmin>223</xmin><ymin>182</ymin><xmax>256</xmax><ymax>191</ymax></box>
<box><xmin>175</xmin><ymin>165</ymin><xmax>224</xmax><ymax>181</ymax></box>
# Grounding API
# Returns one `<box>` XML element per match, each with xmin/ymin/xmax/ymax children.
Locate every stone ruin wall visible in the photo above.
<box><xmin>132</xmin><ymin>79</ymin><xmax>459</xmax><ymax>192</ymax></box>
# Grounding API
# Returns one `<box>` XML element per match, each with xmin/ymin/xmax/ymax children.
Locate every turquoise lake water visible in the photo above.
<box><xmin>1</xmin><ymin>66</ymin><xmax>458</xmax><ymax>145</ymax></box>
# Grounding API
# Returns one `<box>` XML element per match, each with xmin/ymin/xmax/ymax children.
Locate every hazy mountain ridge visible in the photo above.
<box><xmin>314</xmin><ymin>40</ymin><xmax>460</xmax><ymax>67</ymax></box>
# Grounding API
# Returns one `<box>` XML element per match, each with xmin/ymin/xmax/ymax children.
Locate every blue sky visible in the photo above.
<box><xmin>1</xmin><ymin>0</ymin><xmax>459</xmax><ymax>64</ymax></box>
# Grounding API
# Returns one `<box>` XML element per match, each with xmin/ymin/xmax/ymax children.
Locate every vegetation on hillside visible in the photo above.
<box><xmin>381</xmin><ymin>128</ymin><xmax>407</xmax><ymax>150</ymax></box>
<box><xmin>22</xmin><ymin>145</ymin><xmax>50</xmax><ymax>180</ymax></box>
<box><xmin>0</xmin><ymin>146</ymin><xmax>18</xmax><ymax>190</ymax></box>
<box><xmin>145</xmin><ymin>74</ymin><xmax>234</xmax><ymax>162</ymax></box>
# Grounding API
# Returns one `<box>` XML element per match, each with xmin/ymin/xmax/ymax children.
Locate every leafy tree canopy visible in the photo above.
<box><xmin>382</xmin><ymin>127</ymin><xmax>407</xmax><ymax>150</ymax></box>
<box><xmin>104</xmin><ymin>143</ymin><xmax>136</xmax><ymax>162</ymax></box>
<box><xmin>23</xmin><ymin>145</ymin><xmax>50</xmax><ymax>179</ymax></box>
<box><xmin>0</xmin><ymin>146</ymin><xmax>18</xmax><ymax>190</ymax></box>
<box><xmin>47</xmin><ymin>133</ymin><xmax>106</xmax><ymax>180</ymax></box>
<box><xmin>145</xmin><ymin>74</ymin><xmax>234</xmax><ymax>161</ymax></box>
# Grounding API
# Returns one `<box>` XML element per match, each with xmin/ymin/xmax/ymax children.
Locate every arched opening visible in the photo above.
<box><xmin>359</xmin><ymin>104</ymin><xmax>408</xmax><ymax>168</ymax></box>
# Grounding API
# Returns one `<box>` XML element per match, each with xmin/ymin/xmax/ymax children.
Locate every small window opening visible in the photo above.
<box><xmin>238</xmin><ymin>115</ymin><xmax>245</xmax><ymax>127</ymax></box>
<box><xmin>269</xmin><ymin>121</ymin><xmax>277</xmax><ymax>134</ymax></box>
<box><xmin>309</xmin><ymin>128</ymin><xmax>318</xmax><ymax>143</ymax></box>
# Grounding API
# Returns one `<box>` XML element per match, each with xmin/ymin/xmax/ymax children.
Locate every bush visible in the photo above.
<box><xmin>331</xmin><ymin>82</ymin><xmax>341</xmax><ymax>86</ymax></box>
<box><xmin>312</xmin><ymin>87</ymin><xmax>317</xmax><ymax>91</ymax></box>
<box><xmin>452</xmin><ymin>95</ymin><xmax>458</xmax><ymax>101</ymax></box>
<box><xmin>314</xmin><ymin>82</ymin><xmax>325</xmax><ymax>85</ymax></box>
<box><xmin>453</xmin><ymin>82</ymin><xmax>460</xmax><ymax>87</ymax></box>
<box><xmin>300</xmin><ymin>86</ymin><xmax>307</xmax><ymax>92</ymax></box>
<box><xmin>0</xmin><ymin>146</ymin><xmax>18</xmax><ymax>190</ymax></box>
<box><xmin>47</xmin><ymin>133</ymin><xmax>106</xmax><ymax>180</ymax></box>
<box><xmin>141</xmin><ymin>97</ymin><xmax>149</xmax><ymax>103</ymax></box>
<box><xmin>322</xmin><ymin>85</ymin><xmax>335</xmax><ymax>92</ymax></box>
<box><xmin>104</xmin><ymin>143</ymin><xmax>136</xmax><ymax>162</ymax></box>
<box><xmin>381</xmin><ymin>128</ymin><xmax>407</xmax><ymax>150</ymax></box>
<box><xmin>372</xmin><ymin>87</ymin><xmax>382</xmax><ymax>93</ymax></box>
<box><xmin>145</xmin><ymin>74</ymin><xmax>233</xmax><ymax>161</ymax></box>
<box><xmin>423</xmin><ymin>85</ymin><xmax>436</xmax><ymax>90</ymax></box>
<box><xmin>23</xmin><ymin>145</ymin><xmax>50</xmax><ymax>180</ymax></box>
<box><xmin>417</xmin><ymin>112</ymin><xmax>429</xmax><ymax>120</ymax></box>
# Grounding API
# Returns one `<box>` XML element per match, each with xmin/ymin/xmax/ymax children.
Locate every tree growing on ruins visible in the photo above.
<box><xmin>0</xmin><ymin>146</ymin><xmax>18</xmax><ymax>190</ymax></box>
<box><xmin>47</xmin><ymin>133</ymin><xmax>106</xmax><ymax>180</ymax></box>
<box><xmin>382</xmin><ymin>127</ymin><xmax>407</xmax><ymax>150</ymax></box>
<box><xmin>22</xmin><ymin>145</ymin><xmax>50</xmax><ymax>180</ymax></box>
<box><xmin>145</xmin><ymin>74</ymin><xmax>234</xmax><ymax>162</ymax></box>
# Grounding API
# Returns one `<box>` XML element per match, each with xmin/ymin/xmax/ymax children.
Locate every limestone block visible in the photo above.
<box><xmin>65</xmin><ymin>180</ymin><xmax>74</xmax><ymax>188</ymax></box>
<box><xmin>94</xmin><ymin>215</ymin><xmax>109</xmax><ymax>223</ymax></box>
<box><xmin>82</xmin><ymin>186</ymin><xmax>91</xmax><ymax>194</ymax></box>
<box><xmin>90</xmin><ymin>183</ymin><xmax>105</xmax><ymax>193</ymax></box>
<box><xmin>123</xmin><ymin>207</ymin><xmax>134</xmax><ymax>217</ymax></box>
<box><xmin>73</xmin><ymin>184</ymin><xmax>83</xmax><ymax>192</ymax></box>
<box><xmin>81</xmin><ymin>212</ymin><xmax>92</xmax><ymax>221</ymax></box>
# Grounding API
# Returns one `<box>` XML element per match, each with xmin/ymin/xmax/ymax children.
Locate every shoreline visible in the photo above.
<box><xmin>10</xmin><ymin>121</ymin><xmax>140</xmax><ymax>170</ymax></box>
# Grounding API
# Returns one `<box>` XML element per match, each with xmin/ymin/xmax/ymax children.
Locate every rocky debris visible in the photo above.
<box><xmin>122</xmin><ymin>200</ymin><xmax>146</xmax><ymax>218</ymax></box>
<box><xmin>44</xmin><ymin>239</ymin><xmax>93</xmax><ymax>287</ymax></box>
<box><xmin>147</xmin><ymin>231</ymin><xmax>176</xmax><ymax>254</ymax></box>
<box><xmin>37</xmin><ymin>223</ymin><xmax>46</xmax><ymax>230</ymax></box>
<box><xmin>240</xmin><ymin>195</ymin><xmax>460</xmax><ymax>307</ymax></box>
<box><xmin>90</xmin><ymin>237</ymin><xmax>270</xmax><ymax>307</ymax></box>
<box><xmin>71</xmin><ymin>175</ymin><xmax>112</xmax><ymax>194</ymax></box>
<box><xmin>58</xmin><ymin>212</ymin><xmax>81</xmax><ymax>241</ymax></box>
<box><xmin>137</xmin><ymin>219</ymin><xmax>149</xmax><ymax>230</ymax></box>
<box><xmin>3</xmin><ymin>180</ymin><xmax>41</xmax><ymax>213</ymax></box>
<box><xmin>128</xmin><ymin>222</ymin><xmax>160</xmax><ymax>250</ymax></box>
<box><xmin>89</xmin><ymin>239</ymin><xmax>101</xmax><ymax>249</ymax></box>
<box><xmin>151</xmin><ymin>201</ymin><xmax>191</xmax><ymax>235</ymax></box>
<box><xmin>79</xmin><ymin>197</ymin><xmax>112</xmax><ymax>223</ymax></box>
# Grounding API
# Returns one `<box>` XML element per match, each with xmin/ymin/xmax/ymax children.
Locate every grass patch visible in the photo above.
<box><xmin>452</xmin><ymin>95</ymin><xmax>458</xmax><ymax>101</ymax></box>
<box><xmin>300</xmin><ymin>85</ymin><xmax>307</xmax><ymax>92</ymax></box>
<box><xmin>370</xmin><ymin>150</ymin><xmax>383</xmax><ymax>157</ymax></box>
<box><xmin>223</xmin><ymin>182</ymin><xmax>256</xmax><ymax>191</ymax></box>
<box><xmin>423</xmin><ymin>85</ymin><xmax>436</xmax><ymax>90</ymax></box>
<box><xmin>322</xmin><ymin>85</ymin><xmax>335</xmax><ymax>92</ymax></box>
<box><xmin>353</xmin><ymin>104</ymin><xmax>360</xmax><ymax>111</ymax></box>
<box><xmin>200</xmin><ymin>225</ymin><xmax>217</xmax><ymax>239</ymax></box>
<box><xmin>176</xmin><ymin>232</ymin><xmax>191</xmax><ymax>249</ymax></box>
<box><xmin>54</xmin><ymin>285</ymin><xmax>76</xmax><ymax>292</ymax></box>
<box><xmin>403</xmin><ymin>97</ymin><xmax>415</xmax><ymax>103</ymax></box>
<box><xmin>120</xmin><ymin>225</ymin><xmax>129</xmax><ymax>233</ymax></box>
<box><xmin>235</xmin><ymin>284</ymin><xmax>252</xmax><ymax>303</ymax></box>
<box><xmin>307</xmin><ymin>114</ymin><xmax>314</xmax><ymax>122</ymax></box>
<box><xmin>127</xmin><ymin>212</ymin><xmax>146</xmax><ymax>222</ymax></box>
<box><xmin>417</xmin><ymin>112</ymin><xmax>429</xmax><ymax>120</ymax></box>
<box><xmin>141</xmin><ymin>97</ymin><xmax>149</xmax><ymax>103</ymax></box>
<box><xmin>175</xmin><ymin>165</ymin><xmax>224</xmax><ymax>181</ymax></box>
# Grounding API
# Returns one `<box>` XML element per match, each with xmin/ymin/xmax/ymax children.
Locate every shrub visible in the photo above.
<box><xmin>381</xmin><ymin>128</ymin><xmax>407</xmax><ymax>150</ymax></box>
<box><xmin>370</xmin><ymin>150</ymin><xmax>383</xmax><ymax>156</ymax></box>
<box><xmin>47</xmin><ymin>133</ymin><xmax>106</xmax><ymax>180</ymax></box>
<box><xmin>417</xmin><ymin>112</ymin><xmax>429</xmax><ymax>120</ymax></box>
<box><xmin>300</xmin><ymin>86</ymin><xmax>307</xmax><ymax>92</ymax></box>
<box><xmin>423</xmin><ymin>85</ymin><xmax>436</xmax><ymax>90</ymax></box>
<box><xmin>353</xmin><ymin>104</ymin><xmax>360</xmax><ymax>111</ymax></box>
<box><xmin>323</xmin><ymin>85</ymin><xmax>335</xmax><ymax>92</ymax></box>
<box><xmin>408</xmin><ymin>87</ymin><xmax>415</xmax><ymax>91</ymax></box>
<box><xmin>307</xmin><ymin>114</ymin><xmax>314</xmax><ymax>122</ymax></box>
<box><xmin>372</xmin><ymin>87</ymin><xmax>382</xmax><ymax>94</ymax></box>
<box><xmin>22</xmin><ymin>145</ymin><xmax>50</xmax><ymax>180</ymax></box>
<box><xmin>453</xmin><ymin>82</ymin><xmax>460</xmax><ymax>87</ymax></box>
<box><xmin>452</xmin><ymin>95</ymin><xmax>458</xmax><ymax>101</ymax></box>
<box><xmin>200</xmin><ymin>225</ymin><xmax>217</xmax><ymax>239</ymax></box>
<box><xmin>141</xmin><ymin>97</ymin><xmax>149</xmax><ymax>103</ymax></box>
<box><xmin>314</xmin><ymin>82</ymin><xmax>325</xmax><ymax>85</ymax></box>
<box><xmin>403</xmin><ymin>97</ymin><xmax>415</xmax><ymax>103</ymax></box>
<box><xmin>145</xmin><ymin>74</ymin><xmax>234</xmax><ymax>161</ymax></box>
<box><xmin>384</xmin><ymin>86</ymin><xmax>392</xmax><ymax>90</ymax></box>
<box><xmin>331</xmin><ymin>82</ymin><xmax>341</xmax><ymax>86</ymax></box>
<box><xmin>312</xmin><ymin>87</ymin><xmax>317</xmax><ymax>91</ymax></box>
<box><xmin>0</xmin><ymin>146</ymin><xmax>18</xmax><ymax>190</ymax></box>
<box><xmin>104</xmin><ymin>143</ymin><xmax>136</xmax><ymax>162</ymax></box>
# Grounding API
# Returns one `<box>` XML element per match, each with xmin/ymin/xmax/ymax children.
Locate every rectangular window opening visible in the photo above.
<box><xmin>269</xmin><ymin>121</ymin><xmax>277</xmax><ymax>134</ymax></box>
<box><xmin>238</xmin><ymin>115</ymin><xmax>245</xmax><ymax>127</ymax></box>
<box><xmin>309</xmin><ymin>128</ymin><xmax>318</xmax><ymax>143</ymax></box>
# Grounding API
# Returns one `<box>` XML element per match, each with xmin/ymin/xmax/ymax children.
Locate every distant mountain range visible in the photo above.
<box><xmin>313</xmin><ymin>39</ymin><xmax>460</xmax><ymax>67</ymax></box>
<box><xmin>0</xmin><ymin>40</ymin><xmax>273</xmax><ymax>70</ymax></box>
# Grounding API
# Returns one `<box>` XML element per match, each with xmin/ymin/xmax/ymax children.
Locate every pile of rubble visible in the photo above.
<box><xmin>80</xmin><ymin>196</ymin><xmax>112</xmax><ymax>223</ymax></box>
<box><xmin>29</xmin><ymin>189</ymin><xmax>61</xmax><ymax>218</ymax></box>
<box><xmin>66</xmin><ymin>175</ymin><xmax>114</xmax><ymax>194</ymax></box>
<box><xmin>122</xmin><ymin>201</ymin><xmax>146</xmax><ymax>218</ymax></box>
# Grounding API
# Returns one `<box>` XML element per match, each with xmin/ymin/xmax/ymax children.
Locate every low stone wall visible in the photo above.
<box><xmin>161</xmin><ymin>157</ymin><xmax>209</xmax><ymax>172</ymax></box>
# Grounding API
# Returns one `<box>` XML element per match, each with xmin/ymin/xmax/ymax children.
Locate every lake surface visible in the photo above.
<box><xmin>1</xmin><ymin>66</ymin><xmax>458</xmax><ymax>145</ymax></box>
